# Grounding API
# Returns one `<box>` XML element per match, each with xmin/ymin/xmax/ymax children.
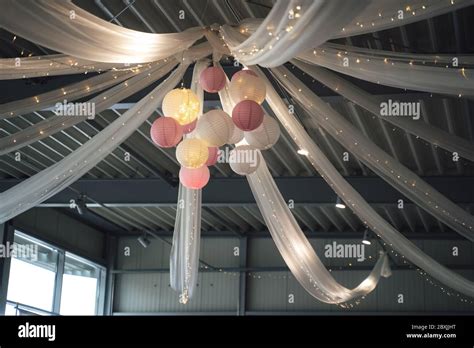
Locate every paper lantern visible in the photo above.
<box><xmin>229</xmin><ymin>72</ymin><xmax>266</xmax><ymax>104</ymax></box>
<box><xmin>150</xmin><ymin>117</ymin><xmax>183</xmax><ymax>148</ymax></box>
<box><xmin>179</xmin><ymin>166</ymin><xmax>210</xmax><ymax>189</ymax></box>
<box><xmin>231</xmin><ymin>69</ymin><xmax>258</xmax><ymax>82</ymax></box>
<box><xmin>182</xmin><ymin>119</ymin><xmax>197</xmax><ymax>134</ymax></box>
<box><xmin>228</xmin><ymin>125</ymin><xmax>244</xmax><ymax>144</ymax></box>
<box><xmin>229</xmin><ymin>145</ymin><xmax>260</xmax><ymax>175</ymax></box>
<box><xmin>162</xmin><ymin>88</ymin><xmax>200</xmax><ymax>125</ymax></box>
<box><xmin>200</xmin><ymin>66</ymin><xmax>226</xmax><ymax>93</ymax></box>
<box><xmin>176</xmin><ymin>138</ymin><xmax>209</xmax><ymax>169</ymax></box>
<box><xmin>244</xmin><ymin>115</ymin><xmax>281</xmax><ymax>150</ymax></box>
<box><xmin>206</xmin><ymin>147</ymin><xmax>219</xmax><ymax>166</ymax></box>
<box><xmin>232</xmin><ymin>100</ymin><xmax>264</xmax><ymax>131</ymax></box>
<box><xmin>195</xmin><ymin>109</ymin><xmax>234</xmax><ymax>147</ymax></box>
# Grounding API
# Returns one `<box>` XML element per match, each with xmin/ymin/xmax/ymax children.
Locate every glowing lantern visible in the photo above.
<box><xmin>179</xmin><ymin>166</ymin><xmax>210</xmax><ymax>189</ymax></box>
<box><xmin>195</xmin><ymin>109</ymin><xmax>234</xmax><ymax>147</ymax></box>
<box><xmin>200</xmin><ymin>66</ymin><xmax>226</xmax><ymax>93</ymax></box>
<box><xmin>162</xmin><ymin>88</ymin><xmax>200</xmax><ymax>125</ymax></box>
<box><xmin>229</xmin><ymin>145</ymin><xmax>260</xmax><ymax>175</ymax></box>
<box><xmin>150</xmin><ymin>117</ymin><xmax>183</xmax><ymax>148</ymax></box>
<box><xmin>176</xmin><ymin>138</ymin><xmax>209</xmax><ymax>169</ymax></box>
<box><xmin>244</xmin><ymin>115</ymin><xmax>281</xmax><ymax>150</ymax></box>
<box><xmin>229</xmin><ymin>72</ymin><xmax>266</xmax><ymax>104</ymax></box>
<box><xmin>231</xmin><ymin>69</ymin><xmax>258</xmax><ymax>82</ymax></box>
<box><xmin>232</xmin><ymin>100</ymin><xmax>264</xmax><ymax>131</ymax></box>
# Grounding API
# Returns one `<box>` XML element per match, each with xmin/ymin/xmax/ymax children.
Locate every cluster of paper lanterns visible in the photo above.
<box><xmin>150</xmin><ymin>65</ymin><xmax>280</xmax><ymax>189</ymax></box>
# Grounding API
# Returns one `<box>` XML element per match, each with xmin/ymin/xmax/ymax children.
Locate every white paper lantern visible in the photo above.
<box><xmin>244</xmin><ymin>115</ymin><xmax>281</xmax><ymax>150</ymax></box>
<box><xmin>195</xmin><ymin>109</ymin><xmax>234</xmax><ymax>147</ymax></box>
<box><xmin>162</xmin><ymin>88</ymin><xmax>200</xmax><ymax>125</ymax></box>
<box><xmin>228</xmin><ymin>124</ymin><xmax>244</xmax><ymax>144</ymax></box>
<box><xmin>176</xmin><ymin>138</ymin><xmax>209</xmax><ymax>169</ymax></box>
<box><xmin>229</xmin><ymin>72</ymin><xmax>266</xmax><ymax>104</ymax></box>
<box><xmin>229</xmin><ymin>145</ymin><xmax>260</xmax><ymax>175</ymax></box>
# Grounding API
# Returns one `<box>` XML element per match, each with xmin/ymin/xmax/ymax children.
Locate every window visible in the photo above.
<box><xmin>5</xmin><ymin>230</ymin><xmax>106</xmax><ymax>316</ymax></box>
<box><xmin>6</xmin><ymin>232</ymin><xmax>58</xmax><ymax>312</ymax></box>
<box><xmin>60</xmin><ymin>253</ymin><xmax>102</xmax><ymax>315</ymax></box>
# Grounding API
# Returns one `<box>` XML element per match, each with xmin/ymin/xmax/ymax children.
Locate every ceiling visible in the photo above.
<box><xmin>0</xmin><ymin>0</ymin><xmax>473</xmax><ymax>238</ymax></box>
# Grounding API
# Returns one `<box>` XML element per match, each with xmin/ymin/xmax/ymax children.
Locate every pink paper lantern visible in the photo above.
<box><xmin>150</xmin><ymin>117</ymin><xmax>183</xmax><ymax>148</ymax></box>
<box><xmin>232</xmin><ymin>100</ymin><xmax>264</xmax><ymax>131</ymax></box>
<box><xmin>206</xmin><ymin>147</ymin><xmax>219</xmax><ymax>166</ymax></box>
<box><xmin>231</xmin><ymin>69</ymin><xmax>258</xmax><ymax>82</ymax></box>
<box><xmin>179</xmin><ymin>166</ymin><xmax>210</xmax><ymax>189</ymax></box>
<box><xmin>182</xmin><ymin>119</ymin><xmax>197</xmax><ymax>134</ymax></box>
<box><xmin>200</xmin><ymin>66</ymin><xmax>226</xmax><ymax>93</ymax></box>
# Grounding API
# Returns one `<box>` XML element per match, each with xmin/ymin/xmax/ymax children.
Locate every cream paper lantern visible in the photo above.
<box><xmin>244</xmin><ymin>115</ymin><xmax>281</xmax><ymax>150</ymax></box>
<box><xmin>195</xmin><ymin>109</ymin><xmax>234</xmax><ymax>147</ymax></box>
<box><xmin>229</xmin><ymin>72</ymin><xmax>266</xmax><ymax>104</ymax></box>
<box><xmin>229</xmin><ymin>145</ymin><xmax>260</xmax><ymax>175</ymax></box>
<box><xmin>162</xmin><ymin>88</ymin><xmax>200</xmax><ymax>125</ymax></box>
<box><xmin>228</xmin><ymin>123</ymin><xmax>244</xmax><ymax>144</ymax></box>
<box><xmin>176</xmin><ymin>138</ymin><xmax>209</xmax><ymax>169</ymax></box>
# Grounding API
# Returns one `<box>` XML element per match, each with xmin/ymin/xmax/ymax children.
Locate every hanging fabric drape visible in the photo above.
<box><xmin>332</xmin><ymin>0</ymin><xmax>474</xmax><ymax>38</ymax></box>
<box><xmin>236</xmin><ymin>1</ymin><xmax>474</xmax><ymax>41</ymax></box>
<box><xmin>251</xmin><ymin>66</ymin><xmax>474</xmax><ymax>298</ymax></box>
<box><xmin>217</xmin><ymin>71</ymin><xmax>391</xmax><ymax>304</ymax></box>
<box><xmin>297</xmin><ymin>45</ymin><xmax>474</xmax><ymax>97</ymax></box>
<box><xmin>248</xmin><ymin>153</ymin><xmax>391</xmax><ymax>303</ymax></box>
<box><xmin>0</xmin><ymin>54</ymin><xmax>116</xmax><ymax>80</ymax></box>
<box><xmin>0</xmin><ymin>66</ymin><xmax>141</xmax><ymax>119</ymax></box>
<box><xmin>0</xmin><ymin>0</ymin><xmax>204</xmax><ymax>63</ymax></box>
<box><xmin>270</xmin><ymin>65</ymin><xmax>474</xmax><ymax>241</ymax></box>
<box><xmin>0</xmin><ymin>63</ymin><xmax>188</xmax><ymax>223</ymax></box>
<box><xmin>0</xmin><ymin>60</ymin><xmax>178</xmax><ymax>155</ymax></box>
<box><xmin>291</xmin><ymin>60</ymin><xmax>474</xmax><ymax>162</ymax></box>
<box><xmin>170</xmin><ymin>59</ymin><xmax>207</xmax><ymax>303</ymax></box>
<box><xmin>219</xmin><ymin>0</ymin><xmax>370</xmax><ymax>67</ymax></box>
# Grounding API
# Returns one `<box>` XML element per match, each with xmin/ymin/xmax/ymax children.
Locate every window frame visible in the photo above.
<box><xmin>5</xmin><ymin>229</ymin><xmax>106</xmax><ymax>316</ymax></box>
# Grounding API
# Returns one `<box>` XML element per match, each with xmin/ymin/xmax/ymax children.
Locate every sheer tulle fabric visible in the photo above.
<box><xmin>220</xmin><ymin>0</ymin><xmax>369</xmax><ymax>67</ymax></box>
<box><xmin>251</xmin><ymin>66</ymin><xmax>474</xmax><ymax>298</ymax></box>
<box><xmin>170</xmin><ymin>59</ymin><xmax>208</xmax><ymax>302</ymax></box>
<box><xmin>0</xmin><ymin>0</ymin><xmax>204</xmax><ymax>63</ymax></box>
<box><xmin>291</xmin><ymin>60</ymin><xmax>474</xmax><ymax>161</ymax></box>
<box><xmin>270</xmin><ymin>65</ymin><xmax>474</xmax><ymax>241</ymax></box>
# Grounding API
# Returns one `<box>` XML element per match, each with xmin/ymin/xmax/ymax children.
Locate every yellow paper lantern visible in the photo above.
<box><xmin>229</xmin><ymin>73</ymin><xmax>266</xmax><ymax>104</ymax></box>
<box><xmin>176</xmin><ymin>138</ymin><xmax>209</xmax><ymax>169</ymax></box>
<box><xmin>162</xmin><ymin>88</ymin><xmax>200</xmax><ymax>125</ymax></box>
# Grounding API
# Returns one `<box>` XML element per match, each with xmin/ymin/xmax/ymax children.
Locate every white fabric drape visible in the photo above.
<box><xmin>170</xmin><ymin>59</ymin><xmax>207</xmax><ymax>303</ymax></box>
<box><xmin>248</xmin><ymin>153</ymin><xmax>391</xmax><ymax>303</ymax></box>
<box><xmin>333</xmin><ymin>0</ymin><xmax>474</xmax><ymax>39</ymax></box>
<box><xmin>0</xmin><ymin>67</ymin><xmax>140</xmax><ymax>119</ymax></box>
<box><xmin>270</xmin><ymin>65</ymin><xmax>474</xmax><ymax>241</ymax></box>
<box><xmin>0</xmin><ymin>54</ymin><xmax>115</xmax><ymax>80</ymax></box>
<box><xmin>237</xmin><ymin>1</ymin><xmax>474</xmax><ymax>40</ymax></box>
<box><xmin>251</xmin><ymin>66</ymin><xmax>474</xmax><ymax>298</ymax></box>
<box><xmin>220</xmin><ymin>0</ymin><xmax>370</xmax><ymax>67</ymax></box>
<box><xmin>0</xmin><ymin>63</ymin><xmax>187</xmax><ymax>223</ymax></box>
<box><xmin>0</xmin><ymin>0</ymin><xmax>204</xmax><ymax>63</ymax></box>
<box><xmin>297</xmin><ymin>45</ymin><xmax>474</xmax><ymax>96</ymax></box>
<box><xmin>291</xmin><ymin>60</ymin><xmax>474</xmax><ymax>161</ymax></box>
<box><xmin>218</xmin><ymin>72</ymin><xmax>391</xmax><ymax>304</ymax></box>
<box><xmin>0</xmin><ymin>60</ymin><xmax>178</xmax><ymax>155</ymax></box>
